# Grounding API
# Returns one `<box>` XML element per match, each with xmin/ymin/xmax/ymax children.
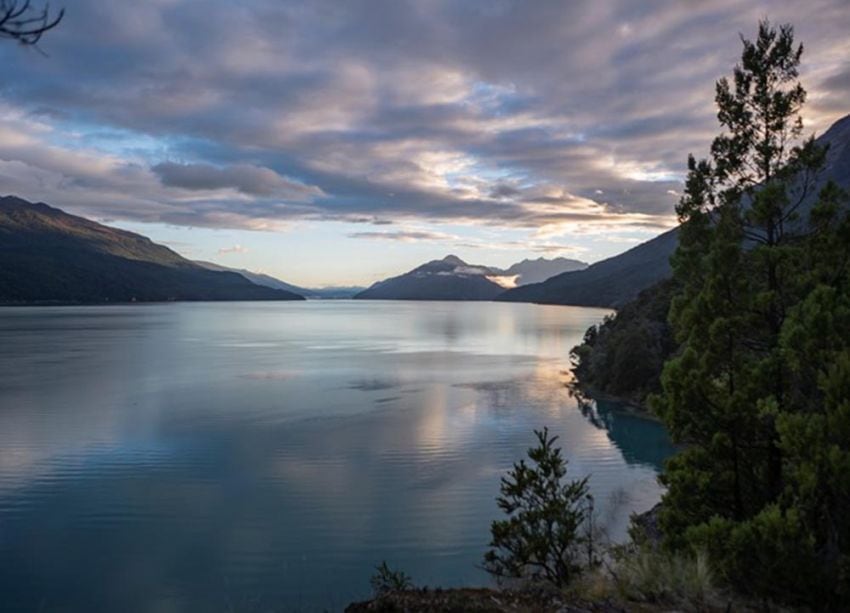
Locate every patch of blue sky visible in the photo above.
<box><xmin>40</xmin><ymin>117</ymin><xmax>248</xmax><ymax>174</ymax></box>
<box><xmin>42</xmin><ymin>118</ymin><xmax>177</xmax><ymax>162</ymax></box>
<box><xmin>466</xmin><ymin>80</ymin><xmax>534</xmax><ymax>117</ymax></box>
<box><xmin>442</xmin><ymin>159</ymin><xmax>527</xmax><ymax>192</ymax></box>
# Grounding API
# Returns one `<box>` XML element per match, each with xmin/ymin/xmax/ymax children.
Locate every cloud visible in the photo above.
<box><xmin>347</xmin><ymin>227</ymin><xmax>600</xmax><ymax>258</ymax></box>
<box><xmin>0</xmin><ymin>0</ymin><xmax>848</xmax><ymax>238</ymax></box>
<box><xmin>347</xmin><ymin>230</ymin><xmax>456</xmax><ymax>242</ymax></box>
<box><xmin>218</xmin><ymin>244</ymin><xmax>248</xmax><ymax>255</ymax></box>
<box><xmin>152</xmin><ymin>162</ymin><xmax>323</xmax><ymax>199</ymax></box>
<box><xmin>458</xmin><ymin>239</ymin><xmax>590</xmax><ymax>256</ymax></box>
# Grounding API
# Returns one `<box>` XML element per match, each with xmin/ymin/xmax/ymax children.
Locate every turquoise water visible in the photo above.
<box><xmin>0</xmin><ymin>301</ymin><xmax>674</xmax><ymax>612</ymax></box>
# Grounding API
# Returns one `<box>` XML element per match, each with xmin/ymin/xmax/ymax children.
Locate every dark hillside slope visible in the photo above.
<box><xmin>0</xmin><ymin>196</ymin><xmax>304</xmax><ymax>303</ymax></box>
<box><xmin>196</xmin><ymin>261</ymin><xmax>363</xmax><ymax>298</ymax></box>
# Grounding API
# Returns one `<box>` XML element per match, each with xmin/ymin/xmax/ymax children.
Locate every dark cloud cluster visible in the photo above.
<box><xmin>152</xmin><ymin>162</ymin><xmax>322</xmax><ymax>198</ymax></box>
<box><xmin>0</xmin><ymin>0</ymin><xmax>848</xmax><ymax>235</ymax></box>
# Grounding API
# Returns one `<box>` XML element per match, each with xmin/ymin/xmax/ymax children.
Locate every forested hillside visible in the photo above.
<box><xmin>570</xmin><ymin>279</ymin><xmax>676</xmax><ymax>405</ymax></box>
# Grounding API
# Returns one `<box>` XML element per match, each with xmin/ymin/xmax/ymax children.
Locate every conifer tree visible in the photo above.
<box><xmin>483</xmin><ymin>428</ymin><xmax>594</xmax><ymax>587</ymax></box>
<box><xmin>654</xmin><ymin>20</ymin><xmax>850</xmax><ymax>605</ymax></box>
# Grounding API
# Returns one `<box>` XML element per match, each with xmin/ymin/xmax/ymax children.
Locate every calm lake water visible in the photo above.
<box><xmin>0</xmin><ymin>301</ymin><xmax>675</xmax><ymax>612</ymax></box>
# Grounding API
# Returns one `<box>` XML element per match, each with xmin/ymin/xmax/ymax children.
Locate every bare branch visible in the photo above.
<box><xmin>0</xmin><ymin>1</ymin><xmax>64</xmax><ymax>47</ymax></box>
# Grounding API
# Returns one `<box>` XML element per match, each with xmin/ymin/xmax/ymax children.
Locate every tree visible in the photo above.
<box><xmin>0</xmin><ymin>1</ymin><xmax>63</xmax><ymax>47</ymax></box>
<box><xmin>483</xmin><ymin>427</ymin><xmax>595</xmax><ymax>588</ymax></box>
<box><xmin>654</xmin><ymin>19</ymin><xmax>850</xmax><ymax>606</ymax></box>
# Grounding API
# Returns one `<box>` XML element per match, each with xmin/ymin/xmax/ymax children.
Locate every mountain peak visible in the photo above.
<box><xmin>1</xmin><ymin>194</ymin><xmax>55</xmax><ymax>214</ymax></box>
<box><xmin>442</xmin><ymin>254</ymin><xmax>466</xmax><ymax>266</ymax></box>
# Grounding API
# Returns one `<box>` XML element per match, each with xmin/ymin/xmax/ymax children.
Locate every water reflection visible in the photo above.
<box><xmin>0</xmin><ymin>301</ymin><xmax>673</xmax><ymax>612</ymax></box>
<box><xmin>577</xmin><ymin>396</ymin><xmax>678</xmax><ymax>473</ymax></box>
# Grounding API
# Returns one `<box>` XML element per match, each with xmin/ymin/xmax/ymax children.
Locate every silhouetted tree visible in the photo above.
<box><xmin>0</xmin><ymin>1</ymin><xmax>63</xmax><ymax>46</ymax></box>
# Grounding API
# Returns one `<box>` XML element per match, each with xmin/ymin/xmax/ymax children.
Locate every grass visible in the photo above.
<box><xmin>610</xmin><ymin>548</ymin><xmax>719</xmax><ymax>608</ymax></box>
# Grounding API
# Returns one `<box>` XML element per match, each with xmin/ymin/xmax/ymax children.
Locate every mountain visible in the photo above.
<box><xmin>822</xmin><ymin>113</ymin><xmax>850</xmax><ymax>179</ymax></box>
<box><xmin>197</xmin><ymin>261</ymin><xmax>364</xmax><ymax>299</ymax></box>
<box><xmin>496</xmin><ymin>257</ymin><xmax>588</xmax><ymax>286</ymax></box>
<box><xmin>197</xmin><ymin>261</ymin><xmax>305</xmax><ymax>293</ymax></box>
<box><xmin>497</xmin><ymin>229</ymin><xmax>678</xmax><ymax>308</ymax></box>
<box><xmin>0</xmin><ymin>196</ymin><xmax>304</xmax><ymax>303</ymax></box>
<box><xmin>355</xmin><ymin>255</ymin><xmax>506</xmax><ymax>300</ymax></box>
<box><xmin>499</xmin><ymin>113</ymin><xmax>850</xmax><ymax>309</ymax></box>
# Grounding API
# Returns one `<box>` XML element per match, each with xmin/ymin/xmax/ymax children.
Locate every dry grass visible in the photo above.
<box><xmin>617</xmin><ymin>549</ymin><xmax>715</xmax><ymax>605</ymax></box>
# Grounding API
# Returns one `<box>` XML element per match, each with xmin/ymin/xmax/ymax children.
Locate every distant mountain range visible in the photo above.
<box><xmin>355</xmin><ymin>255</ymin><xmax>506</xmax><ymax>300</ymax></box>
<box><xmin>355</xmin><ymin>227</ymin><xmax>676</xmax><ymax>306</ymax></box>
<box><xmin>495</xmin><ymin>257</ymin><xmax>588</xmax><ymax>286</ymax></box>
<box><xmin>497</xmin><ymin>229</ymin><xmax>678</xmax><ymax>307</ymax></box>
<box><xmin>196</xmin><ymin>262</ymin><xmax>364</xmax><ymax>299</ymax></box>
<box><xmin>0</xmin><ymin>196</ymin><xmax>304</xmax><ymax>304</ymax></box>
<box><xmin>354</xmin><ymin>254</ymin><xmax>589</xmax><ymax>301</ymax></box>
<box><xmin>4</xmin><ymin>115</ymin><xmax>846</xmax><ymax>308</ymax></box>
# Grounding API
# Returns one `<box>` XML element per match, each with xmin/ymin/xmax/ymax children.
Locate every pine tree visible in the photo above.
<box><xmin>654</xmin><ymin>20</ymin><xmax>850</xmax><ymax>606</ymax></box>
<box><xmin>483</xmin><ymin>428</ymin><xmax>594</xmax><ymax>588</ymax></box>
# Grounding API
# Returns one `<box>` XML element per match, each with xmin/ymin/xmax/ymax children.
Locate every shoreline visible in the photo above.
<box><xmin>567</xmin><ymin>379</ymin><xmax>664</xmax><ymax>425</ymax></box>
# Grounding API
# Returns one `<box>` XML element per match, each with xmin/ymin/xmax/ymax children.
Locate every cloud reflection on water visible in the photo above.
<box><xmin>0</xmin><ymin>301</ymin><xmax>671</xmax><ymax>611</ymax></box>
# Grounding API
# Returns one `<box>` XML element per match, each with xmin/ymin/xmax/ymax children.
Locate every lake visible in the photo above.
<box><xmin>0</xmin><ymin>301</ymin><xmax>675</xmax><ymax>612</ymax></box>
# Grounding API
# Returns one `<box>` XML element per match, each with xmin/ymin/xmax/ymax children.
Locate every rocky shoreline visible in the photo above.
<box><xmin>345</xmin><ymin>587</ymin><xmax>642</xmax><ymax>612</ymax></box>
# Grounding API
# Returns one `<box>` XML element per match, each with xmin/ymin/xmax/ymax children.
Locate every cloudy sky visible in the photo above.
<box><xmin>1</xmin><ymin>0</ymin><xmax>849</xmax><ymax>286</ymax></box>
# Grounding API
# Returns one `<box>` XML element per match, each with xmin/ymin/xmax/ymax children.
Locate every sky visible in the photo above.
<box><xmin>1</xmin><ymin>0</ymin><xmax>849</xmax><ymax>287</ymax></box>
